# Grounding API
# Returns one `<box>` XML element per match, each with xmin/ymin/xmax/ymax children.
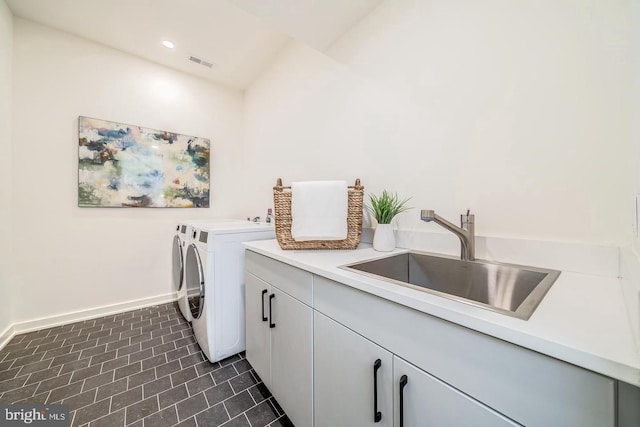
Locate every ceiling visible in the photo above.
<box><xmin>6</xmin><ymin>0</ymin><xmax>383</xmax><ymax>90</ymax></box>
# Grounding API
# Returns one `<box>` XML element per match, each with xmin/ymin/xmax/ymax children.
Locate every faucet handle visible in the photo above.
<box><xmin>461</xmin><ymin>210</ymin><xmax>474</xmax><ymax>227</ymax></box>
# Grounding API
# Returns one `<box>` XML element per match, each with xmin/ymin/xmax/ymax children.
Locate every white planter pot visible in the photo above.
<box><xmin>373</xmin><ymin>224</ymin><xmax>395</xmax><ymax>252</ymax></box>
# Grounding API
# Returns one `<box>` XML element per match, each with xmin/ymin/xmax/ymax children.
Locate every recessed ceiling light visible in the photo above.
<box><xmin>162</xmin><ymin>40</ymin><xmax>175</xmax><ymax>49</ymax></box>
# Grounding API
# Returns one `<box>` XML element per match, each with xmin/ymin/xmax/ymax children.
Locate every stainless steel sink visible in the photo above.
<box><xmin>341</xmin><ymin>251</ymin><xmax>560</xmax><ymax>320</ymax></box>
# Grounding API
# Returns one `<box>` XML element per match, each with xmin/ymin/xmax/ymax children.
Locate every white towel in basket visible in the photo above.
<box><xmin>291</xmin><ymin>180</ymin><xmax>348</xmax><ymax>241</ymax></box>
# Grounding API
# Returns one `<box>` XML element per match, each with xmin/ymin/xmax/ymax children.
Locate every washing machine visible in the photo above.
<box><xmin>184</xmin><ymin>222</ymin><xmax>275</xmax><ymax>362</ymax></box>
<box><xmin>173</xmin><ymin>219</ymin><xmax>245</xmax><ymax>322</ymax></box>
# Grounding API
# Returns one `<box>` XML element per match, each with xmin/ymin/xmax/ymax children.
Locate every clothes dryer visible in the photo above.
<box><xmin>184</xmin><ymin>222</ymin><xmax>275</xmax><ymax>362</ymax></box>
<box><xmin>173</xmin><ymin>219</ymin><xmax>244</xmax><ymax>322</ymax></box>
<box><xmin>172</xmin><ymin>223</ymin><xmax>193</xmax><ymax>321</ymax></box>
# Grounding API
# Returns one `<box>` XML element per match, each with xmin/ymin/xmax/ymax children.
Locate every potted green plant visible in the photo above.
<box><xmin>367</xmin><ymin>190</ymin><xmax>411</xmax><ymax>251</ymax></box>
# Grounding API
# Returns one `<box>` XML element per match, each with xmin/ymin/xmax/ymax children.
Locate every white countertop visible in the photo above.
<box><xmin>244</xmin><ymin>239</ymin><xmax>640</xmax><ymax>387</ymax></box>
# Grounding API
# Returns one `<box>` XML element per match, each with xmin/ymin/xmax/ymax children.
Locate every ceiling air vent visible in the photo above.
<box><xmin>189</xmin><ymin>55</ymin><xmax>214</xmax><ymax>69</ymax></box>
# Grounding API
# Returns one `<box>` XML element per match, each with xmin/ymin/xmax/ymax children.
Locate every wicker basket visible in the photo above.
<box><xmin>273</xmin><ymin>178</ymin><xmax>364</xmax><ymax>250</ymax></box>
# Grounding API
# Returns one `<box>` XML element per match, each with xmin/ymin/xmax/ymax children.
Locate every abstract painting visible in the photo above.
<box><xmin>78</xmin><ymin>116</ymin><xmax>210</xmax><ymax>208</ymax></box>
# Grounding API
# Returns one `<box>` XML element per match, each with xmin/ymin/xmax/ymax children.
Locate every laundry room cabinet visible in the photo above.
<box><xmin>245</xmin><ymin>250</ymin><xmax>627</xmax><ymax>427</ymax></box>
<box><xmin>245</xmin><ymin>274</ymin><xmax>271</xmax><ymax>383</ymax></box>
<box><xmin>314</xmin><ymin>311</ymin><xmax>393</xmax><ymax>427</ymax></box>
<box><xmin>245</xmin><ymin>251</ymin><xmax>313</xmax><ymax>427</ymax></box>
<box><xmin>392</xmin><ymin>357</ymin><xmax>518</xmax><ymax>426</ymax></box>
<box><xmin>313</xmin><ymin>274</ymin><xmax>615</xmax><ymax>427</ymax></box>
<box><xmin>314</xmin><ymin>311</ymin><xmax>517</xmax><ymax>427</ymax></box>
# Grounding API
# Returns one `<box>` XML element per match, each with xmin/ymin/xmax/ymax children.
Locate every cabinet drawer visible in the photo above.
<box><xmin>246</xmin><ymin>251</ymin><xmax>313</xmax><ymax>305</ymax></box>
<box><xmin>314</xmin><ymin>275</ymin><xmax>615</xmax><ymax>427</ymax></box>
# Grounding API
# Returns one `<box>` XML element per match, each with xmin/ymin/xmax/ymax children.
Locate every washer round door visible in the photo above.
<box><xmin>172</xmin><ymin>235</ymin><xmax>184</xmax><ymax>292</ymax></box>
<box><xmin>185</xmin><ymin>244</ymin><xmax>205</xmax><ymax>320</ymax></box>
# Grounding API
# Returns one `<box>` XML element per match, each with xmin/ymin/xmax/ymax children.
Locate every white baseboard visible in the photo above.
<box><xmin>0</xmin><ymin>292</ymin><xmax>177</xmax><ymax>351</ymax></box>
<box><xmin>0</xmin><ymin>324</ymin><xmax>15</xmax><ymax>352</ymax></box>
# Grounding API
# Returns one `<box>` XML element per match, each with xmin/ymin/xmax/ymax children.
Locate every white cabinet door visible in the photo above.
<box><xmin>270</xmin><ymin>288</ymin><xmax>313</xmax><ymax>427</ymax></box>
<box><xmin>246</xmin><ymin>270</ymin><xmax>313</xmax><ymax>427</ymax></box>
<box><xmin>314</xmin><ymin>312</ymin><xmax>393</xmax><ymax>427</ymax></box>
<box><xmin>393</xmin><ymin>357</ymin><xmax>518</xmax><ymax>427</ymax></box>
<box><xmin>245</xmin><ymin>272</ymin><xmax>271</xmax><ymax>387</ymax></box>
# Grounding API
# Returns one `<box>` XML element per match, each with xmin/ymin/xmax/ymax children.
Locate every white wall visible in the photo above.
<box><xmin>634</xmin><ymin>0</ymin><xmax>640</xmax><ymax>252</ymax></box>
<box><xmin>624</xmin><ymin>0</ymin><xmax>640</xmax><ymax>350</ymax></box>
<box><xmin>243</xmin><ymin>0</ymin><xmax>632</xmax><ymax>246</ymax></box>
<box><xmin>0</xmin><ymin>0</ymin><xmax>13</xmax><ymax>336</ymax></box>
<box><xmin>11</xmin><ymin>19</ymin><xmax>245</xmax><ymax>324</ymax></box>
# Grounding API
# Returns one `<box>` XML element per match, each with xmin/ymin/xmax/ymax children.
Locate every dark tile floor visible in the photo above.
<box><xmin>0</xmin><ymin>302</ymin><xmax>293</xmax><ymax>427</ymax></box>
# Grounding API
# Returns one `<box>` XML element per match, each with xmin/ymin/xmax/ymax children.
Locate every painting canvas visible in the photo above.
<box><xmin>78</xmin><ymin>116</ymin><xmax>210</xmax><ymax>208</ymax></box>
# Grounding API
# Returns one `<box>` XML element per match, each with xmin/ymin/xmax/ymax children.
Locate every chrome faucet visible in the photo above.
<box><xmin>420</xmin><ymin>209</ymin><xmax>475</xmax><ymax>261</ymax></box>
